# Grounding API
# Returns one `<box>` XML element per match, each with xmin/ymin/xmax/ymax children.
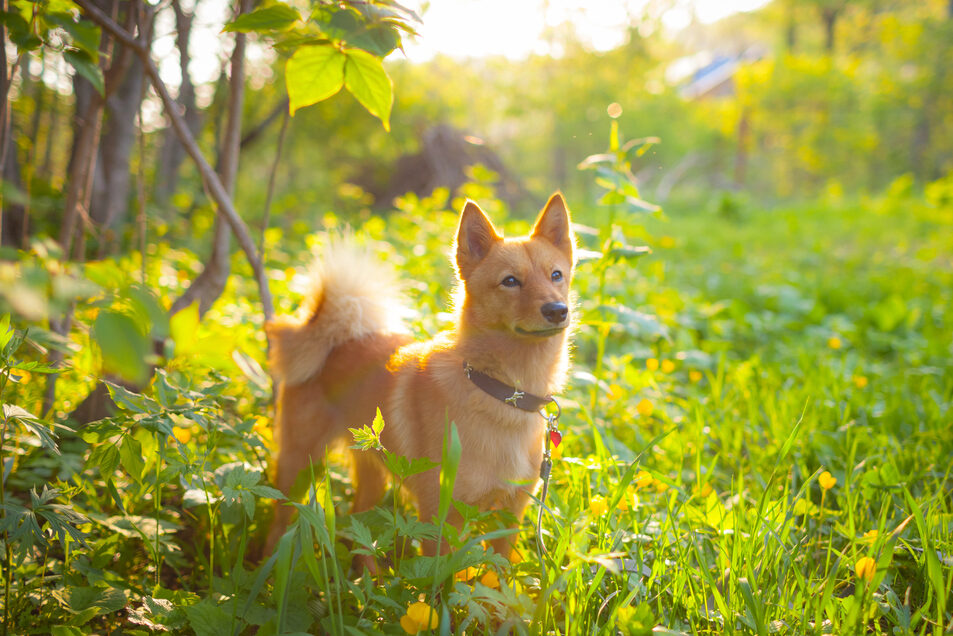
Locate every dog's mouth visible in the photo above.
<box><xmin>515</xmin><ymin>326</ymin><xmax>568</xmax><ymax>338</ymax></box>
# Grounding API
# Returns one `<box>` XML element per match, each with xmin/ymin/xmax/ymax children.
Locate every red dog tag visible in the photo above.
<box><xmin>549</xmin><ymin>430</ymin><xmax>562</xmax><ymax>448</ymax></box>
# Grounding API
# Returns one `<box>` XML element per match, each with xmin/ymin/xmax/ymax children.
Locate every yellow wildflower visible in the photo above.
<box><xmin>645</xmin><ymin>358</ymin><xmax>659</xmax><ymax>372</ymax></box>
<box><xmin>636</xmin><ymin>398</ymin><xmax>654</xmax><ymax>418</ymax></box>
<box><xmin>659</xmin><ymin>235</ymin><xmax>676</xmax><ymax>248</ymax></box>
<box><xmin>855</xmin><ymin>556</ymin><xmax>876</xmax><ymax>582</ymax></box>
<box><xmin>661</xmin><ymin>360</ymin><xmax>675</xmax><ymax>373</ymax></box>
<box><xmin>454</xmin><ymin>567</ymin><xmax>478</xmax><ymax>582</ymax></box>
<box><xmin>696</xmin><ymin>482</ymin><xmax>713</xmax><ymax>498</ymax></box>
<box><xmin>819</xmin><ymin>471</ymin><xmax>837</xmax><ymax>490</ymax></box>
<box><xmin>862</xmin><ymin>529</ymin><xmax>879</xmax><ymax>543</ymax></box>
<box><xmin>480</xmin><ymin>571</ymin><xmax>500</xmax><ymax>588</ymax></box>
<box><xmin>828</xmin><ymin>336</ymin><xmax>843</xmax><ymax>350</ymax></box>
<box><xmin>689</xmin><ymin>370</ymin><xmax>703</xmax><ymax>383</ymax></box>
<box><xmin>170</xmin><ymin>426</ymin><xmax>192</xmax><ymax>444</ymax></box>
<box><xmin>400</xmin><ymin>602</ymin><xmax>438</xmax><ymax>634</ymax></box>
<box><xmin>853</xmin><ymin>375</ymin><xmax>868</xmax><ymax>389</ymax></box>
<box><xmin>607</xmin><ymin>384</ymin><xmax>625</xmax><ymax>401</ymax></box>
<box><xmin>634</xmin><ymin>470</ymin><xmax>655</xmax><ymax>490</ymax></box>
<box><xmin>589</xmin><ymin>495</ymin><xmax>608</xmax><ymax>517</ymax></box>
<box><xmin>617</xmin><ymin>490</ymin><xmax>637</xmax><ymax>511</ymax></box>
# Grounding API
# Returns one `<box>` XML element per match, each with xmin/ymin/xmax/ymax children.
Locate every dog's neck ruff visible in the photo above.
<box><xmin>462</xmin><ymin>361</ymin><xmax>553</xmax><ymax>413</ymax></box>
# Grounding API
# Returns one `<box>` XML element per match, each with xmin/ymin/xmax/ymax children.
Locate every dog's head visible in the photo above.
<box><xmin>454</xmin><ymin>193</ymin><xmax>575</xmax><ymax>338</ymax></box>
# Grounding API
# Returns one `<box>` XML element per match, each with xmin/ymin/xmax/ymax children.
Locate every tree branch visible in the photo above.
<box><xmin>74</xmin><ymin>0</ymin><xmax>275</xmax><ymax>322</ymax></box>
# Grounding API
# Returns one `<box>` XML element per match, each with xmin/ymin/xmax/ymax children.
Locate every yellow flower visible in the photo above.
<box><xmin>454</xmin><ymin>567</ymin><xmax>478</xmax><ymax>582</ymax></box>
<box><xmin>862</xmin><ymin>529</ymin><xmax>879</xmax><ymax>543</ymax></box>
<box><xmin>400</xmin><ymin>602</ymin><xmax>438</xmax><ymax>634</ymax></box>
<box><xmin>589</xmin><ymin>495</ymin><xmax>608</xmax><ymax>517</ymax></box>
<box><xmin>819</xmin><ymin>471</ymin><xmax>837</xmax><ymax>491</ymax></box>
<box><xmin>12</xmin><ymin>369</ymin><xmax>30</xmax><ymax>383</ymax></box>
<box><xmin>634</xmin><ymin>470</ymin><xmax>655</xmax><ymax>491</ymax></box>
<box><xmin>689</xmin><ymin>370</ymin><xmax>703</xmax><ymax>383</ymax></box>
<box><xmin>695</xmin><ymin>482</ymin><xmax>713</xmax><ymax>498</ymax></box>
<box><xmin>480</xmin><ymin>571</ymin><xmax>500</xmax><ymax>588</ymax></box>
<box><xmin>636</xmin><ymin>398</ymin><xmax>654</xmax><ymax>418</ymax></box>
<box><xmin>645</xmin><ymin>358</ymin><xmax>659</xmax><ymax>372</ymax></box>
<box><xmin>855</xmin><ymin>556</ymin><xmax>876</xmax><ymax>582</ymax></box>
<box><xmin>170</xmin><ymin>426</ymin><xmax>192</xmax><ymax>444</ymax></box>
<box><xmin>828</xmin><ymin>336</ymin><xmax>843</xmax><ymax>350</ymax></box>
<box><xmin>659</xmin><ymin>235</ymin><xmax>676</xmax><ymax>248</ymax></box>
<box><xmin>654</xmin><ymin>480</ymin><xmax>669</xmax><ymax>493</ymax></box>
<box><xmin>661</xmin><ymin>359</ymin><xmax>675</xmax><ymax>373</ymax></box>
<box><xmin>617</xmin><ymin>489</ymin><xmax>637</xmax><ymax>511</ymax></box>
<box><xmin>853</xmin><ymin>375</ymin><xmax>868</xmax><ymax>389</ymax></box>
<box><xmin>253</xmin><ymin>416</ymin><xmax>272</xmax><ymax>441</ymax></box>
<box><xmin>607</xmin><ymin>384</ymin><xmax>625</xmax><ymax>401</ymax></box>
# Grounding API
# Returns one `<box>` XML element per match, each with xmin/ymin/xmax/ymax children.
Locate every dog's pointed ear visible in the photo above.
<box><xmin>455</xmin><ymin>199</ymin><xmax>501</xmax><ymax>277</ymax></box>
<box><xmin>532</xmin><ymin>192</ymin><xmax>574</xmax><ymax>262</ymax></box>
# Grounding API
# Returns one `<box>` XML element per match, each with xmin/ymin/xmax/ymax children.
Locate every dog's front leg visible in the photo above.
<box><xmin>487</xmin><ymin>488</ymin><xmax>532</xmax><ymax>563</ymax></box>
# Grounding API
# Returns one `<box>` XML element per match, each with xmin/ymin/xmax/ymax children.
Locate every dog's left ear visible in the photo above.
<box><xmin>532</xmin><ymin>192</ymin><xmax>574</xmax><ymax>263</ymax></box>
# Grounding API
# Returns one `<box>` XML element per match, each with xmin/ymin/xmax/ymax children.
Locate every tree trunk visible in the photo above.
<box><xmin>785</xmin><ymin>0</ymin><xmax>797</xmax><ymax>53</ymax></box>
<box><xmin>821</xmin><ymin>8</ymin><xmax>839</xmax><ymax>55</ymax></box>
<box><xmin>155</xmin><ymin>0</ymin><xmax>203</xmax><ymax>204</ymax></box>
<box><xmin>170</xmin><ymin>0</ymin><xmax>251</xmax><ymax>318</ymax></box>
<box><xmin>89</xmin><ymin>54</ymin><xmax>145</xmax><ymax>250</ymax></box>
<box><xmin>0</xmin><ymin>0</ymin><xmax>11</xmax><ymax>243</ymax></box>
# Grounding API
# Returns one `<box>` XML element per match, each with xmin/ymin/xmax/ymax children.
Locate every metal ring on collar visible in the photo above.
<box><xmin>539</xmin><ymin>396</ymin><xmax>561</xmax><ymax>422</ymax></box>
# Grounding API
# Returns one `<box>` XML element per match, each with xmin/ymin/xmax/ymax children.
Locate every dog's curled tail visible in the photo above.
<box><xmin>265</xmin><ymin>241</ymin><xmax>406</xmax><ymax>386</ymax></box>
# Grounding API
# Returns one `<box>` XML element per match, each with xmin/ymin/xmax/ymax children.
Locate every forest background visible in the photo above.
<box><xmin>0</xmin><ymin>0</ymin><xmax>951</xmax><ymax>634</ymax></box>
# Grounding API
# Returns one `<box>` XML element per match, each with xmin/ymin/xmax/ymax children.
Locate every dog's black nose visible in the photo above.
<box><xmin>541</xmin><ymin>302</ymin><xmax>568</xmax><ymax>324</ymax></box>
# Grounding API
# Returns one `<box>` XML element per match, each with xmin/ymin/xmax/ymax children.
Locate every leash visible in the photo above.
<box><xmin>462</xmin><ymin>361</ymin><xmax>563</xmax><ymax>579</ymax></box>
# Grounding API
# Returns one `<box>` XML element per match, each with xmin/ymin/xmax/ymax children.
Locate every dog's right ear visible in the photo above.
<box><xmin>455</xmin><ymin>200</ymin><xmax>501</xmax><ymax>278</ymax></box>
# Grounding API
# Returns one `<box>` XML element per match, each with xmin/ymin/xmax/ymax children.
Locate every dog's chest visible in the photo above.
<box><xmin>455</xmin><ymin>410</ymin><xmax>543</xmax><ymax>502</ymax></box>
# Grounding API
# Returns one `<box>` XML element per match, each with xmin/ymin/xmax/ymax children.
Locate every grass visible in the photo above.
<box><xmin>1</xmin><ymin>179</ymin><xmax>951</xmax><ymax>634</ymax></box>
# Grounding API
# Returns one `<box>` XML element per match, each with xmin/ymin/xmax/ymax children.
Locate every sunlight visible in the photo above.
<box><xmin>402</xmin><ymin>0</ymin><xmax>772</xmax><ymax>61</ymax></box>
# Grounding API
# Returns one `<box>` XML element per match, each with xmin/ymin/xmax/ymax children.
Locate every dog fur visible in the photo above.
<box><xmin>265</xmin><ymin>193</ymin><xmax>575</xmax><ymax>559</ymax></box>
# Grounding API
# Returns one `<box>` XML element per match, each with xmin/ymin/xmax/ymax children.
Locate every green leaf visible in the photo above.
<box><xmin>64</xmin><ymin>49</ymin><xmax>104</xmax><ymax>96</ymax></box>
<box><xmin>437</xmin><ymin>422</ymin><xmax>461</xmax><ymax>522</ymax></box>
<box><xmin>285</xmin><ymin>44</ymin><xmax>345</xmax><ymax>116</ymax></box>
<box><xmin>344</xmin><ymin>48</ymin><xmax>393</xmax><ymax>131</ymax></box>
<box><xmin>184</xmin><ymin>598</ymin><xmax>232</xmax><ymax>636</ymax></box>
<box><xmin>224</xmin><ymin>4</ymin><xmax>300</xmax><ymax>33</ymax></box>
<box><xmin>93</xmin><ymin>310</ymin><xmax>150</xmax><ymax>384</ymax></box>
<box><xmin>119</xmin><ymin>435</ymin><xmax>145</xmax><ymax>480</ymax></box>
<box><xmin>98</xmin><ymin>445</ymin><xmax>120</xmax><ymax>477</ymax></box>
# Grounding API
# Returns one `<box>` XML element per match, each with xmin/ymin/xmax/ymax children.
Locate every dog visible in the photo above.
<box><xmin>264</xmin><ymin>193</ymin><xmax>575</xmax><ymax>561</ymax></box>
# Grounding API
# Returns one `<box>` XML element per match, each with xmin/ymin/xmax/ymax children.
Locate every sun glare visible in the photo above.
<box><xmin>402</xmin><ymin>0</ymin><xmax>772</xmax><ymax>62</ymax></box>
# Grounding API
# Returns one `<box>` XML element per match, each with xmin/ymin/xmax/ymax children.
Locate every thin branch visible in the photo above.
<box><xmin>240</xmin><ymin>96</ymin><xmax>290</xmax><ymax>149</ymax></box>
<box><xmin>260</xmin><ymin>108</ymin><xmax>289</xmax><ymax>256</ymax></box>
<box><xmin>75</xmin><ymin>0</ymin><xmax>275</xmax><ymax>322</ymax></box>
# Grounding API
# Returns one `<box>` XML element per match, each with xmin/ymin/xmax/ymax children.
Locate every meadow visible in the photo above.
<box><xmin>2</xmin><ymin>162</ymin><xmax>951</xmax><ymax>634</ymax></box>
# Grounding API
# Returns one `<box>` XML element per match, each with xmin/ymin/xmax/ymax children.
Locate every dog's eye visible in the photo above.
<box><xmin>551</xmin><ymin>270</ymin><xmax>563</xmax><ymax>282</ymax></box>
<box><xmin>501</xmin><ymin>275</ymin><xmax>520</xmax><ymax>288</ymax></box>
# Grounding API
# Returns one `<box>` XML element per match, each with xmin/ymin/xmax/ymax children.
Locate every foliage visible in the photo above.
<box><xmin>224</xmin><ymin>0</ymin><xmax>419</xmax><ymax>127</ymax></box>
<box><xmin>2</xmin><ymin>111</ymin><xmax>952</xmax><ymax>631</ymax></box>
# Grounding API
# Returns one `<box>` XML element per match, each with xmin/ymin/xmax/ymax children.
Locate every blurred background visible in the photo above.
<box><xmin>2</xmin><ymin>0</ymin><xmax>952</xmax><ymax>249</ymax></box>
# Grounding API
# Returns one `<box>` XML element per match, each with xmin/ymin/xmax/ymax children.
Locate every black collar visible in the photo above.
<box><xmin>463</xmin><ymin>361</ymin><xmax>553</xmax><ymax>413</ymax></box>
